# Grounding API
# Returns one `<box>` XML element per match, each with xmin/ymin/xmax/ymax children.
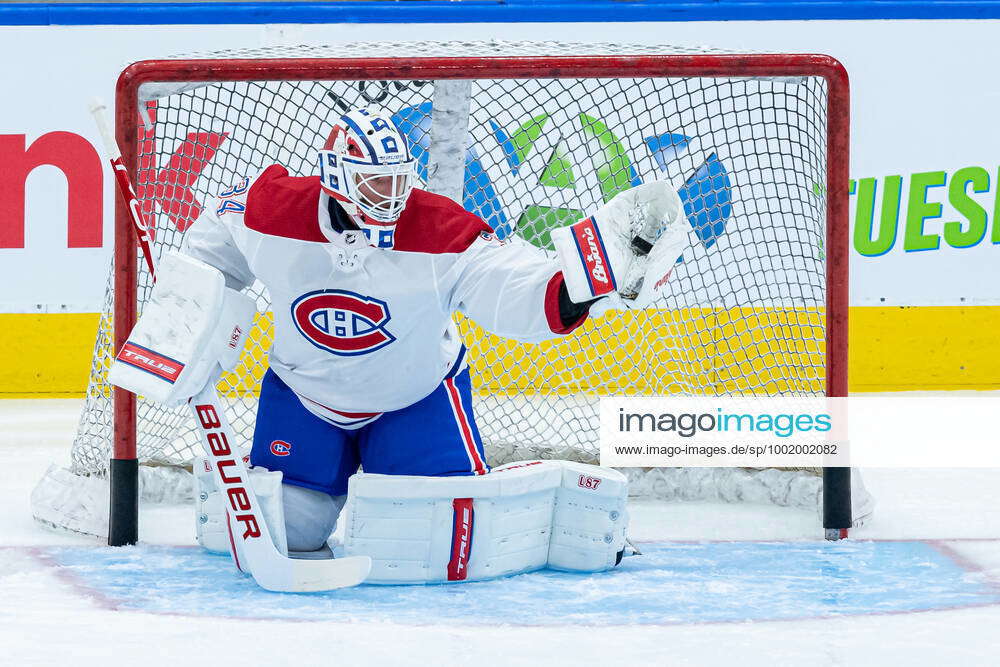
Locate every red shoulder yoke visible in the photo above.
<box><xmin>243</xmin><ymin>165</ymin><xmax>327</xmax><ymax>243</ymax></box>
<box><xmin>392</xmin><ymin>189</ymin><xmax>492</xmax><ymax>254</ymax></box>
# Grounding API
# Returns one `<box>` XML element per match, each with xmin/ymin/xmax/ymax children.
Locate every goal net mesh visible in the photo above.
<box><xmin>69</xmin><ymin>41</ymin><xmax>833</xmax><ymax>509</ymax></box>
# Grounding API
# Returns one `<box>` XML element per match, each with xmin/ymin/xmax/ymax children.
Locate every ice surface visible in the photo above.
<box><xmin>4</xmin><ymin>397</ymin><xmax>1000</xmax><ymax>665</ymax></box>
<box><xmin>39</xmin><ymin>541</ymin><xmax>1000</xmax><ymax>624</ymax></box>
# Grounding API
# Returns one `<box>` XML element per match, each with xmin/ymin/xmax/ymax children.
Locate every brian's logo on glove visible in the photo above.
<box><xmin>572</xmin><ymin>217</ymin><xmax>617</xmax><ymax>297</ymax></box>
<box><xmin>291</xmin><ymin>289</ymin><xmax>396</xmax><ymax>356</ymax></box>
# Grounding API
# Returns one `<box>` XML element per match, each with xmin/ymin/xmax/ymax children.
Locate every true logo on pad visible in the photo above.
<box><xmin>447</xmin><ymin>498</ymin><xmax>475</xmax><ymax>581</ymax></box>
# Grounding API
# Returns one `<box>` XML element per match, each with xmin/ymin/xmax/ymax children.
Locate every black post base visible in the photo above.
<box><xmin>822</xmin><ymin>467</ymin><xmax>851</xmax><ymax>540</ymax></box>
<box><xmin>108</xmin><ymin>457</ymin><xmax>139</xmax><ymax>546</ymax></box>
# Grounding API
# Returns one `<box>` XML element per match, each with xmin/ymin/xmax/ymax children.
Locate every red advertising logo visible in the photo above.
<box><xmin>136</xmin><ymin>102</ymin><xmax>228</xmax><ymax>236</ymax></box>
<box><xmin>0</xmin><ymin>132</ymin><xmax>103</xmax><ymax>248</ymax></box>
<box><xmin>0</xmin><ymin>101</ymin><xmax>228</xmax><ymax>250</ymax></box>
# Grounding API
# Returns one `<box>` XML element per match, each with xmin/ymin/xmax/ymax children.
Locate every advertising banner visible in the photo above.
<box><xmin>0</xmin><ymin>18</ymin><xmax>997</xmax><ymax>391</ymax></box>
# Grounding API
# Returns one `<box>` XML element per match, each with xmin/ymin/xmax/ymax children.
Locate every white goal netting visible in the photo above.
<box><xmin>35</xmin><ymin>42</ymin><xmax>843</xmax><ymax>537</ymax></box>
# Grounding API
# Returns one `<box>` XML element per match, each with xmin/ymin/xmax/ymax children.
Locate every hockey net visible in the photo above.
<box><xmin>32</xmin><ymin>41</ymin><xmax>849</xmax><ymax>538</ymax></box>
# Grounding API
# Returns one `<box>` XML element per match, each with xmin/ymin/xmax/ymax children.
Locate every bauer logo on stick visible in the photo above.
<box><xmin>194</xmin><ymin>403</ymin><xmax>261</xmax><ymax>542</ymax></box>
<box><xmin>291</xmin><ymin>289</ymin><xmax>396</xmax><ymax>356</ymax></box>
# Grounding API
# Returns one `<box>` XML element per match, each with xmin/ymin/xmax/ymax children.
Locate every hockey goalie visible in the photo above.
<box><xmin>110</xmin><ymin>107</ymin><xmax>689</xmax><ymax>585</ymax></box>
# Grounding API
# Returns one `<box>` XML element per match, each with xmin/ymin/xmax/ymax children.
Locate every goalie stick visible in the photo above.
<box><xmin>89</xmin><ymin>99</ymin><xmax>372</xmax><ymax>592</ymax></box>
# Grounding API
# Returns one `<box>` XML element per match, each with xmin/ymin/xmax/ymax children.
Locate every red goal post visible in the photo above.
<box><xmin>70</xmin><ymin>43</ymin><xmax>849</xmax><ymax>544</ymax></box>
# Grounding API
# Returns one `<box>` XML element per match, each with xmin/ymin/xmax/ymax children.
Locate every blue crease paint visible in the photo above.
<box><xmin>45</xmin><ymin>541</ymin><xmax>1000</xmax><ymax>625</ymax></box>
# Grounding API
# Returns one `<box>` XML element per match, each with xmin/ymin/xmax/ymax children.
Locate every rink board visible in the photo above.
<box><xmin>35</xmin><ymin>541</ymin><xmax>1000</xmax><ymax>625</ymax></box>
<box><xmin>6</xmin><ymin>305</ymin><xmax>1000</xmax><ymax>398</ymax></box>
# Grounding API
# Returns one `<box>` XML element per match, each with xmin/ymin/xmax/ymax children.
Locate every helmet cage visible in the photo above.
<box><xmin>318</xmin><ymin>110</ymin><xmax>417</xmax><ymax>226</ymax></box>
<box><xmin>340</xmin><ymin>156</ymin><xmax>415</xmax><ymax>224</ymax></box>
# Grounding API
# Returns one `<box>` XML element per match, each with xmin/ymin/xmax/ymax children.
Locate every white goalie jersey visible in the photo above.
<box><xmin>181</xmin><ymin>165</ymin><xmax>587</xmax><ymax>421</ymax></box>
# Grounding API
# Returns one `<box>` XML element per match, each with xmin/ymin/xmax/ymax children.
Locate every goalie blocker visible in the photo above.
<box><xmin>197</xmin><ymin>459</ymin><xmax>630</xmax><ymax>584</ymax></box>
<box><xmin>108</xmin><ymin>252</ymin><xmax>257</xmax><ymax>406</ymax></box>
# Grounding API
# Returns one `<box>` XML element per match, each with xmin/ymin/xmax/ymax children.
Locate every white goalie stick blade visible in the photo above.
<box><xmin>238</xmin><ymin>535</ymin><xmax>373</xmax><ymax>593</ymax></box>
<box><xmin>192</xmin><ymin>382</ymin><xmax>372</xmax><ymax>592</ymax></box>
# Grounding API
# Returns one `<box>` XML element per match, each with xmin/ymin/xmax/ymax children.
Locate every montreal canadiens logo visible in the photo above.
<box><xmin>291</xmin><ymin>289</ymin><xmax>395</xmax><ymax>356</ymax></box>
<box><xmin>270</xmin><ymin>440</ymin><xmax>291</xmax><ymax>457</ymax></box>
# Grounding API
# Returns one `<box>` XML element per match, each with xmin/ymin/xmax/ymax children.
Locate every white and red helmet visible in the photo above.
<box><xmin>318</xmin><ymin>108</ymin><xmax>417</xmax><ymax>227</ymax></box>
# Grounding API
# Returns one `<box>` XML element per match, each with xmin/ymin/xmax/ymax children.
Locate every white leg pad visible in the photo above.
<box><xmin>194</xmin><ymin>458</ymin><xmax>288</xmax><ymax>556</ymax></box>
<box><xmin>548</xmin><ymin>461</ymin><xmax>629</xmax><ymax>572</ymax></box>
<box><xmin>343</xmin><ymin>460</ymin><xmax>629</xmax><ymax>584</ymax></box>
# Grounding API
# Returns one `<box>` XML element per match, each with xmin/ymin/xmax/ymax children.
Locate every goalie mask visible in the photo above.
<box><xmin>318</xmin><ymin>109</ymin><xmax>417</xmax><ymax>229</ymax></box>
